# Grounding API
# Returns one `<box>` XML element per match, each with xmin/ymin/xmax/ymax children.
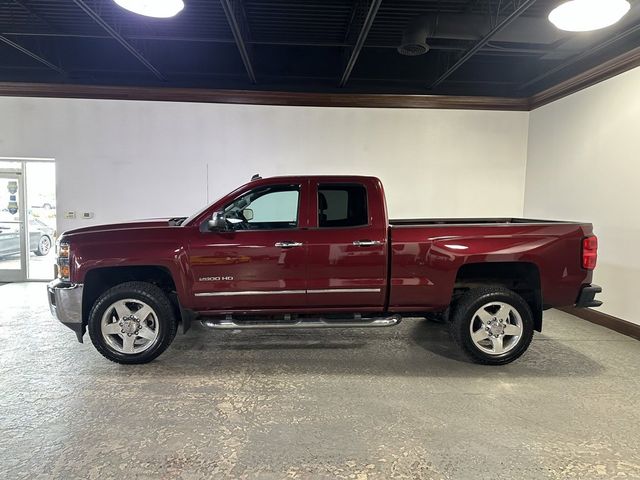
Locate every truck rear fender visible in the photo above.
<box><xmin>453</xmin><ymin>262</ymin><xmax>543</xmax><ymax>331</ymax></box>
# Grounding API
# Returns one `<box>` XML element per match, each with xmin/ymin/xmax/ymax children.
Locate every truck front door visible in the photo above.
<box><xmin>189</xmin><ymin>181</ymin><xmax>309</xmax><ymax>311</ymax></box>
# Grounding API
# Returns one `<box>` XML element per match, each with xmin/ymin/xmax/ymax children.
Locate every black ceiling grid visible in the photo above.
<box><xmin>0</xmin><ymin>0</ymin><xmax>638</xmax><ymax>97</ymax></box>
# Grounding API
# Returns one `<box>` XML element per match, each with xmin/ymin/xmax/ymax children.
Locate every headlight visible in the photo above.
<box><xmin>57</xmin><ymin>241</ymin><xmax>70</xmax><ymax>258</ymax></box>
<box><xmin>57</xmin><ymin>241</ymin><xmax>71</xmax><ymax>281</ymax></box>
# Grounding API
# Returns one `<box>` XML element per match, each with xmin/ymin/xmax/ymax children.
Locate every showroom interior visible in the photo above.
<box><xmin>0</xmin><ymin>0</ymin><xmax>639</xmax><ymax>478</ymax></box>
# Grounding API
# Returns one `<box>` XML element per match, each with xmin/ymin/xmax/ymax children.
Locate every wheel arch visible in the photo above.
<box><xmin>453</xmin><ymin>261</ymin><xmax>543</xmax><ymax>332</ymax></box>
<box><xmin>81</xmin><ymin>265</ymin><xmax>190</xmax><ymax>332</ymax></box>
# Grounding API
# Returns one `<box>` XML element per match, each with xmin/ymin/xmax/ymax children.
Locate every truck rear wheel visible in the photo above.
<box><xmin>449</xmin><ymin>287</ymin><xmax>534</xmax><ymax>365</ymax></box>
<box><xmin>88</xmin><ymin>282</ymin><xmax>178</xmax><ymax>364</ymax></box>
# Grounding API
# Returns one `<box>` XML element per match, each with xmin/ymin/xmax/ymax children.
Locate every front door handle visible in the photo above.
<box><xmin>353</xmin><ymin>240</ymin><xmax>383</xmax><ymax>247</ymax></box>
<box><xmin>275</xmin><ymin>241</ymin><xmax>303</xmax><ymax>249</ymax></box>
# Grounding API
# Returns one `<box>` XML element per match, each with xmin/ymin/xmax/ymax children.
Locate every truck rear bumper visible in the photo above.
<box><xmin>48</xmin><ymin>279</ymin><xmax>85</xmax><ymax>343</ymax></box>
<box><xmin>576</xmin><ymin>284</ymin><xmax>602</xmax><ymax>308</ymax></box>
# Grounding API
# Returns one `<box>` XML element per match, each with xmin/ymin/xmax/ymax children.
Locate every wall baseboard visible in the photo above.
<box><xmin>558</xmin><ymin>307</ymin><xmax>640</xmax><ymax>341</ymax></box>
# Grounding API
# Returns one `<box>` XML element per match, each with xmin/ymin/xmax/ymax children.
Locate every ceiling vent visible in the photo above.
<box><xmin>398</xmin><ymin>16</ymin><xmax>432</xmax><ymax>56</ymax></box>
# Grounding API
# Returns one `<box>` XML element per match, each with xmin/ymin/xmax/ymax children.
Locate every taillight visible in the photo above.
<box><xmin>582</xmin><ymin>236</ymin><xmax>598</xmax><ymax>270</ymax></box>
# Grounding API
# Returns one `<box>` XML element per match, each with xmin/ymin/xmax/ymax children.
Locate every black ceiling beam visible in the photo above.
<box><xmin>220</xmin><ymin>0</ymin><xmax>257</xmax><ymax>84</ymax></box>
<box><xmin>429</xmin><ymin>0</ymin><xmax>538</xmax><ymax>89</ymax></box>
<box><xmin>0</xmin><ymin>35</ymin><xmax>65</xmax><ymax>75</ymax></box>
<box><xmin>1</xmin><ymin>31</ymin><xmax>237</xmax><ymax>43</ymax></box>
<box><xmin>339</xmin><ymin>0</ymin><xmax>383</xmax><ymax>87</ymax></box>
<box><xmin>71</xmin><ymin>0</ymin><xmax>165</xmax><ymax>81</ymax></box>
<box><xmin>0</xmin><ymin>31</ymin><xmax>559</xmax><ymax>56</ymax></box>
<box><xmin>11</xmin><ymin>0</ymin><xmax>58</xmax><ymax>31</ymax></box>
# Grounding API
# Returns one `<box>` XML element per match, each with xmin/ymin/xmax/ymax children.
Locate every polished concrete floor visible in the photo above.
<box><xmin>1</xmin><ymin>282</ymin><xmax>639</xmax><ymax>480</ymax></box>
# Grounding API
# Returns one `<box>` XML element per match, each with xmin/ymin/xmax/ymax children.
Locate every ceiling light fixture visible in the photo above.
<box><xmin>113</xmin><ymin>0</ymin><xmax>185</xmax><ymax>18</ymax></box>
<box><xmin>549</xmin><ymin>0</ymin><xmax>631</xmax><ymax>32</ymax></box>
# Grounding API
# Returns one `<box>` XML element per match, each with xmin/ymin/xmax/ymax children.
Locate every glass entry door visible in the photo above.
<box><xmin>0</xmin><ymin>172</ymin><xmax>26</xmax><ymax>282</ymax></box>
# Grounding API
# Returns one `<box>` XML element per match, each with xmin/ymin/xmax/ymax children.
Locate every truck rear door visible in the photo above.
<box><xmin>305</xmin><ymin>179</ymin><xmax>388</xmax><ymax>310</ymax></box>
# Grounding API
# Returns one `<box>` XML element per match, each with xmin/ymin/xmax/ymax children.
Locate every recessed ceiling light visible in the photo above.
<box><xmin>113</xmin><ymin>0</ymin><xmax>185</xmax><ymax>18</ymax></box>
<box><xmin>549</xmin><ymin>0</ymin><xmax>630</xmax><ymax>32</ymax></box>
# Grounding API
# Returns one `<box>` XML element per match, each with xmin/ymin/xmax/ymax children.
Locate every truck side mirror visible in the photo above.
<box><xmin>207</xmin><ymin>212</ymin><xmax>227</xmax><ymax>231</ymax></box>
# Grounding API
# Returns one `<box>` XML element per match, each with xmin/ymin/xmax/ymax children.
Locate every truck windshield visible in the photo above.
<box><xmin>182</xmin><ymin>194</ymin><xmax>226</xmax><ymax>226</ymax></box>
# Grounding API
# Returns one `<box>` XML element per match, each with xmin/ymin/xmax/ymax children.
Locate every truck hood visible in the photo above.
<box><xmin>62</xmin><ymin>218</ymin><xmax>174</xmax><ymax>237</ymax></box>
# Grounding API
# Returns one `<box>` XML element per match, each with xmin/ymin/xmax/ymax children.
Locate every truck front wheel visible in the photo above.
<box><xmin>449</xmin><ymin>287</ymin><xmax>534</xmax><ymax>365</ymax></box>
<box><xmin>88</xmin><ymin>282</ymin><xmax>178</xmax><ymax>364</ymax></box>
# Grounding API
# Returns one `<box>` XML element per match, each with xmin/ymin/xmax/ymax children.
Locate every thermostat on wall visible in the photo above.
<box><xmin>82</xmin><ymin>212</ymin><xmax>94</xmax><ymax>219</ymax></box>
<box><xmin>64</xmin><ymin>211</ymin><xmax>76</xmax><ymax>219</ymax></box>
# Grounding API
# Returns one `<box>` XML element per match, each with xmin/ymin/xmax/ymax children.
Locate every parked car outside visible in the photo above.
<box><xmin>0</xmin><ymin>217</ymin><xmax>55</xmax><ymax>258</ymax></box>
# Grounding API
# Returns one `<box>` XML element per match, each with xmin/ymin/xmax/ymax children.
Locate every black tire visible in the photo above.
<box><xmin>88</xmin><ymin>281</ymin><xmax>178</xmax><ymax>364</ymax></box>
<box><xmin>449</xmin><ymin>287</ymin><xmax>534</xmax><ymax>365</ymax></box>
<box><xmin>35</xmin><ymin>235</ymin><xmax>51</xmax><ymax>256</ymax></box>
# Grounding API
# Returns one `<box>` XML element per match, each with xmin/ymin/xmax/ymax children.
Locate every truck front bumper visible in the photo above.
<box><xmin>576</xmin><ymin>284</ymin><xmax>602</xmax><ymax>308</ymax></box>
<box><xmin>48</xmin><ymin>279</ymin><xmax>85</xmax><ymax>343</ymax></box>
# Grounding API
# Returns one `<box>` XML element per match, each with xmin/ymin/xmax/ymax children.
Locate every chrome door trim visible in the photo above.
<box><xmin>307</xmin><ymin>288</ymin><xmax>381</xmax><ymax>294</ymax></box>
<box><xmin>195</xmin><ymin>288</ymin><xmax>381</xmax><ymax>297</ymax></box>
<box><xmin>195</xmin><ymin>289</ymin><xmax>306</xmax><ymax>297</ymax></box>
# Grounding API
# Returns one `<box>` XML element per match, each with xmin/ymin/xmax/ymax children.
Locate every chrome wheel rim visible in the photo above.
<box><xmin>39</xmin><ymin>236</ymin><xmax>51</xmax><ymax>255</ymax></box>
<box><xmin>101</xmin><ymin>299</ymin><xmax>160</xmax><ymax>354</ymax></box>
<box><xmin>469</xmin><ymin>301</ymin><xmax>523</xmax><ymax>356</ymax></box>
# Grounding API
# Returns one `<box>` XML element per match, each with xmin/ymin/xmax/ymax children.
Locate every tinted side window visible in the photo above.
<box><xmin>223</xmin><ymin>185</ymin><xmax>300</xmax><ymax>230</ymax></box>
<box><xmin>318</xmin><ymin>184</ymin><xmax>368</xmax><ymax>228</ymax></box>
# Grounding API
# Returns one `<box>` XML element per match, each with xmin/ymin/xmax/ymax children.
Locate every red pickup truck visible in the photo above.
<box><xmin>48</xmin><ymin>175</ymin><xmax>601</xmax><ymax>365</ymax></box>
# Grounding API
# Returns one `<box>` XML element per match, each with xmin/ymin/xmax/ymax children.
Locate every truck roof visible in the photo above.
<box><xmin>249</xmin><ymin>175</ymin><xmax>380</xmax><ymax>183</ymax></box>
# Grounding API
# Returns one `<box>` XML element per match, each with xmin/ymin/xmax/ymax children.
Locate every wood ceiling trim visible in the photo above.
<box><xmin>0</xmin><ymin>82</ymin><xmax>530</xmax><ymax>110</ymax></box>
<box><xmin>0</xmin><ymin>47</ymin><xmax>638</xmax><ymax>111</ymax></box>
<box><xmin>529</xmin><ymin>45</ymin><xmax>640</xmax><ymax>110</ymax></box>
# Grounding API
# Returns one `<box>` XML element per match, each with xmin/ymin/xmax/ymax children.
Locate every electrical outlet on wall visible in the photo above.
<box><xmin>64</xmin><ymin>211</ymin><xmax>76</xmax><ymax>219</ymax></box>
<box><xmin>82</xmin><ymin>212</ymin><xmax>94</xmax><ymax>219</ymax></box>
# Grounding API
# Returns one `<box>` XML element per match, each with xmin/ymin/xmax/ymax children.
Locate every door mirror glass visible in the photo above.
<box><xmin>242</xmin><ymin>208</ymin><xmax>254</xmax><ymax>221</ymax></box>
<box><xmin>207</xmin><ymin>212</ymin><xmax>227</xmax><ymax>231</ymax></box>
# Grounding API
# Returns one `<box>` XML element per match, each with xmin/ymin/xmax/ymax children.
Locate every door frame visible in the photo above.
<box><xmin>0</xmin><ymin>157</ymin><xmax>56</xmax><ymax>282</ymax></box>
<box><xmin>0</xmin><ymin>169</ymin><xmax>27</xmax><ymax>282</ymax></box>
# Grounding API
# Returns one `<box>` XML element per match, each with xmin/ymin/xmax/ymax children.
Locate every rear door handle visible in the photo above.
<box><xmin>275</xmin><ymin>241</ymin><xmax>303</xmax><ymax>249</ymax></box>
<box><xmin>353</xmin><ymin>240</ymin><xmax>383</xmax><ymax>247</ymax></box>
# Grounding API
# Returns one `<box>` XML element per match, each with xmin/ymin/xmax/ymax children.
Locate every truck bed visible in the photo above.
<box><xmin>387</xmin><ymin>219</ymin><xmax>594</xmax><ymax>312</ymax></box>
<box><xmin>389</xmin><ymin>217</ymin><xmax>580</xmax><ymax>226</ymax></box>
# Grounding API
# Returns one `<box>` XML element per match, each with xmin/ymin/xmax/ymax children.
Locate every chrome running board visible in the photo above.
<box><xmin>201</xmin><ymin>315</ymin><xmax>401</xmax><ymax>330</ymax></box>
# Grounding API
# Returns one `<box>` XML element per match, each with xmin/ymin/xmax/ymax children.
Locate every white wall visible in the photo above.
<box><xmin>524</xmin><ymin>66</ymin><xmax>640</xmax><ymax>325</ymax></box>
<box><xmin>3</xmin><ymin>84</ymin><xmax>636</xmax><ymax>324</ymax></box>
<box><xmin>0</xmin><ymin>97</ymin><xmax>529</xmax><ymax>234</ymax></box>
